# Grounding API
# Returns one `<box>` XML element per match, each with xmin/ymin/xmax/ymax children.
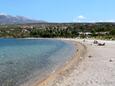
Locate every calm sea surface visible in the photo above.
<box><xmin>0</xmin><ymin>38</ymin><xmax>76</xmax><ymax>86</ymax></box>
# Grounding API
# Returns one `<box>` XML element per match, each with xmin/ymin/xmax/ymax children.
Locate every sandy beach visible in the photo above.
<box><xmin>33</xmin><ymin>38</ymin><xmax>115</xmax><ymax>86</ymax></box>
<box><xmin>47</xmin><ymin>38</ymin><xmax>115</xmax><ymax>86</ymax></box>
<box><xmin>29</xmin><ymin>38</ymin><xmax>86</xmax><ymax>86</ymax></box>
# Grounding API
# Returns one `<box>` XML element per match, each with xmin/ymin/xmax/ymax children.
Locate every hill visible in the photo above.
<box><xmin>0</xmin><ymin>13</ymin><xmax>46</xmax><ymax>24</ymax></box>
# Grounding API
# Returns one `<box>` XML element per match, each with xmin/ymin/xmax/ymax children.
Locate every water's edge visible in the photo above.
<box><xmin>33</xmin><ymin>39</ymin><xmax>87</xmax><ymax>86</ymax></box>
<box><xmin>19</xmin><ymin>39</ymin><xmax>77</xmax><ymax>86</ymax></box>
<box><xmin>0</xmin><ymin>38</ymin><xmax>77</xmax><ymax>86</ymax></box>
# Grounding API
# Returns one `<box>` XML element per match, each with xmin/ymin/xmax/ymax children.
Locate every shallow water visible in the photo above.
<box><xmin>0</xmin><ymin>38</ymin><xmax>76</xmax><ymax>86</ymax></box>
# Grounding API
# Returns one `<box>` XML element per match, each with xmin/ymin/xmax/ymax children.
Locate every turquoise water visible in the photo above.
<box><xmin>0</xmin><ymin>38</ymin><xmax>76</xmax><ymax>86</ymax></box>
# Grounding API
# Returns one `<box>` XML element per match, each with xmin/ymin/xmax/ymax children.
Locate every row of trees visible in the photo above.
<box><xmin>0</xmin><ymin>23</ymin><xmax>115</xmax><ymax>39</ymax></box>
<box><xmin>30</xmin><ymin>27</ymin><xmax>79</xmax><ymax>38</ymax></box>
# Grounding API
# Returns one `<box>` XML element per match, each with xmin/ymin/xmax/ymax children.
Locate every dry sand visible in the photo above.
<box><xmin>33</xmin><ymin>38</ymin><xmax>115</xmax><ymax>86</ymax></box>
<box><xmin>32</xmin><ymin>39</ymin><xmax>86</xmax><ymax>86</ymax></box>
<box><xmin>48</xmin><ymin>38</ymin><xmax>115</xmax><ymax>86</ymax></box>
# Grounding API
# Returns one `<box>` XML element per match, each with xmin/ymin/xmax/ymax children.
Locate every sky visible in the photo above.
<box><xmin>0</xmin><ymin>0</ymin><xmax>115</xmax><ymax>22</ymax></box>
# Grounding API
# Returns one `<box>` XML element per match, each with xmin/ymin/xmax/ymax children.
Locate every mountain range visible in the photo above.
<box><xmin>0</xmin><ymin>13</ymin><xmax>46</xmax><ymax>24</ymax></box>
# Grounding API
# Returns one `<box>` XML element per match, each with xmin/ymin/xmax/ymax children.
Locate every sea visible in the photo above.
<box><xmin>0</xmin><ymin>38</ymin><xmax>76</xmax><ymax>86</ymax></box>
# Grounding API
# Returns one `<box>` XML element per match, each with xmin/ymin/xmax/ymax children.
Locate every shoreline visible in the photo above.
<box><xmin>31</xmin><ymin>39</ymin><xmax>87</xmax><ymax>86</ymax></box>
<box><xmin>1</xmin><ymin>38</ymin><xmax>115</xmax><ymax>86</ymax></box>
<box><xmin>48</xmin><ymin>38</ymin><xmax>115</xmax><ymax>86</ymax></box>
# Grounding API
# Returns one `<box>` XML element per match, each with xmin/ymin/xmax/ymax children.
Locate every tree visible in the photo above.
<box><xmin>110</xmin><ymin>29</ymin><xmax>115</xmax><ymax>35</ymax></box>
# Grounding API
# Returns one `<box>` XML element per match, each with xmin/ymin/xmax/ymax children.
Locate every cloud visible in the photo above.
<box><xmin>77</xmin><ymin>15</ymin><xmax>86</xmax><ymax>20</ymax></box>
<box><xmin>97</xmin><ymin>19</ymin><xmax>115</xmax><ymax>22</ymax></box>
<box><xmin>104</xmin><ymin>19</ymin><xmax>115</xmax><ymax>22</ymax></box>
<box><xmin>73</xmin><ymin>16</ymin><xmax>115</xmax><ymax>23</ymax></box>
<box><xmin>0</xmin><ymin>12</ymin><xmax>8</xmax><ymax>15</ymax></box>
<box><xmin>74</xmin><ymin>15</ymin><xmax>115</xmax><ymax>22</ymax></box>
<box><xmin>73</xmin><ymin>15</ymin><xmax>86</xmax><ymax>22</ymax></box>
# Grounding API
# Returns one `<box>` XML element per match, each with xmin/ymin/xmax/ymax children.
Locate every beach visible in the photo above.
<box><xmin>34</xmin><ymin>38</ymin><xmax>115</xmax><ymax>86</ymax></box>
<box><xmin>31</xmin><ymin>38</ymin><xmax>86</xmax><ymax>86</ymax></box>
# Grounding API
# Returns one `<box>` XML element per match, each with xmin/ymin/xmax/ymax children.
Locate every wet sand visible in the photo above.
<box><xmin>31</xmin><ymin>39</ymin><xmax>87</xmax><ymax>86</ymax></box>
